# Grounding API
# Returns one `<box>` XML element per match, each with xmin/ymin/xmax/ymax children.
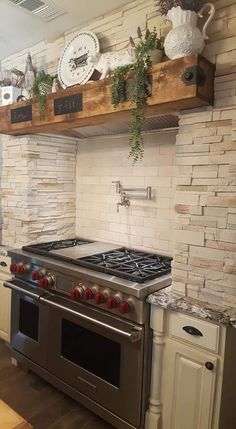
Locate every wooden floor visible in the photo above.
<box><xmin>0</xmin><ymin>340</ymin><xmax>115</xmax><ymax>429</ymax></box>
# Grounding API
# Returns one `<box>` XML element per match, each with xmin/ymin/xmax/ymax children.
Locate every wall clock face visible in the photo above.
<box><xmin>58</xmin><ymin>31</ymin><xmax>100</xmax><ymax>88</ymax></box>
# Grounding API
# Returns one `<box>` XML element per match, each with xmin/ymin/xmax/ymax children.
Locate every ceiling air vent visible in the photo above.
<box><xmin>20</xmin><ymin>0</ymin><xmax>45</xmax><ymax>11</ymax></box>
<box><xmin>8</xmin><ymin>0</ymin><xmax>67</xmax><ymax>21</ymax></box>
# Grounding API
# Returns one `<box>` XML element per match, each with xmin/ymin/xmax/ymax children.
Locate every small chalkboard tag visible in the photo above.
<box><xmin>11</xmin><ymin>105</ymin><xmax>32</xmax><ymax>124</ymax></box>
<box><xmin>54</xmin><ymin>93</ymin><xmax>83</xmax><ymax>116</ymax></box>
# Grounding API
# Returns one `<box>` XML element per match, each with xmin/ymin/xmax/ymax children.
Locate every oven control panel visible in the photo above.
<box><xmin>69</xmin><ymin>280</ymin><xmax>132</xmax><ymax>315</ymax></box>
<box><xmin>10</xmin><ymin>261</ymin><xmax>55</xmax><ymax>290</ymax></box>
<box><xmin>9</xmin><ymin>256</ymin><xmax>146</xmax><ymax>323</ymax></box>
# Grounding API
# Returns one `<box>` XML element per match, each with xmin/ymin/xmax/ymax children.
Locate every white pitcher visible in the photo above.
<box><xmin>164</xmin><ymin>4</ymin><xmax>215</xmax><ymax>60</ymax></box>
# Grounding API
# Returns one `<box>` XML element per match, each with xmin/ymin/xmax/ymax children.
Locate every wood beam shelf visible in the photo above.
<box><xmin>0</xmin><ymin>55</ymin><xmax>215</xmax><ymax>137</ymax></box>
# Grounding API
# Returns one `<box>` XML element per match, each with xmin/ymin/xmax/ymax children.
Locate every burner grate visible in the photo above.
<box><xmin>77</xmin><ymin>248</ymin><xmax>172</xmax><ymax>283</ymax></box>
<box><xmin>22</xmin><ymin>238</ymin><xmax>93</xmax><ymax>256</ymax></box>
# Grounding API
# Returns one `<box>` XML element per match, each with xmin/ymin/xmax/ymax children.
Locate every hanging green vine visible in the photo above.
<box><xmin>111</xmin><ymin>27</ymin><xmax>164</xmax><ymax>163</ymax></box>
<box><xmin>111</xmin><ymin>64</ymin><xmax>133</xmax><ymax>107</ymax></box>
<box><xmin>129</xmin><ymin>39</ymin><xmax>152</xmax><ymax>163</ymax></box>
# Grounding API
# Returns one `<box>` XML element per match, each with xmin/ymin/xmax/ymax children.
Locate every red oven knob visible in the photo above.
<box><xmin>82</xmin><ymin>288</ymin><xmax>94</xmax><ymax>300</ymax></box>
<box><xmin>16</xmin><ymin>264</ymin><xmax>26</xmax><ymax>274</ymax></box>
<box><xmin>39</xmin><ymin>278</ymin><xmax>48</xmax><ymax>289</ymax></box>
<box><xmin>10</xmin><ymin>263</ymin><xmax>17</xmax><ymax>273</ymax></box>
<box><xmin>31</xmin><ymin>271</ymin><xmax>40</xmax><ymax>281</ymax></box>
<box><xmin>119</xmin><ymin>301</ymin><xmax>131</xmax><ymax>314</ymax></box>
<box><xmin>70</xmin><ymin>288</ymin><xmax>81</xmax><ymax>300</ymax></box>
<box><xmin>39</xmin><ymin>276</ymin><xmax>54</xmax><ymax>289</ymax></box>
<box><xmin>107</xmin><ymin>297</ymin><xmax>118</xmax><ymax>309</ymax></box>
<box><xmin>95</xmin><ymin>292</ymin><xmax>106</xmax><ymax>305</ymax></box>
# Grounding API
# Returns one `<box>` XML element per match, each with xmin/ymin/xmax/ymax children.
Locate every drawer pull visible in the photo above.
<box><xmin>183</xmin><ymin>325</ymin><xmax>203</xmax><ymax>337</ymax></box>
<box><xmin>205</xmin><ymin>362</ymin><xmax>214</xmax><ymax>371</ymax></box>
<box><xmin>0</xmin><ymin>261</ymin><xmax>7</xmax><ymax>267</ymax></box>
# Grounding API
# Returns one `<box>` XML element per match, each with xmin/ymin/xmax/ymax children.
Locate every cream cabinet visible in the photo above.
<box><xmin>145</xmin><ymin>306</ymin><xmax>236</xmax><ymax>429</ymax></box>
<box><xmin>0</xmin><ymin>255</ymin><xmax>11</xmax><ymax>342</ymax></box>
<box><xmin>163</xmin><ymin>340</ymin><xmax>217</xmax><ymax>429</ymax></box>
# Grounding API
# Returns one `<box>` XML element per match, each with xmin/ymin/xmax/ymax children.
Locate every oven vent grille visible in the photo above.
<box><xmin>73</xmin><ymin>114</ymin><xmax>179</xmax><ymax>139</ymax></box>
<box><xmin>8</xmin><ymin>0</ymin><xmax>67</xmax><ymax>21</ymax></box>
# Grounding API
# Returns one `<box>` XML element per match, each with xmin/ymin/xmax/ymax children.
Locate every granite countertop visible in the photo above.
<box><xmin>147</xmin><ymin>286</ymin><xmax>236</xmax><ymax>328</ymax></box>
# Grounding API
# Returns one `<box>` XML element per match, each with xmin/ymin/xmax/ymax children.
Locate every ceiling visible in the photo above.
<box><xmin>0</xmin><ymin>0</ymin><xmax>133</xmax><ymax>61</ymax></box>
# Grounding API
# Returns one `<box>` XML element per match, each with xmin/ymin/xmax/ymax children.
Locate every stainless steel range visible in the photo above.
<box><xmin>5</xmin><ymin>238</ymin><xmax>172</xmax><ymax>429</ymax></box>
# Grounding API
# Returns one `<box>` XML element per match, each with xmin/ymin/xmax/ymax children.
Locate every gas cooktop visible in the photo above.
<box><xmin>22</xmin><ymin>238</ymin><xmax>172</xmax><ymax>284</ymax></box>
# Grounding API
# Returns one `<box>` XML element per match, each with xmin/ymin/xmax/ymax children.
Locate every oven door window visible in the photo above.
<box><xmin>19</xmin><ymin>297</ymin><xmax>39</xmax><ymax>341</ymax></box>
<box><xmin>61</xmin><ymin>319</ymin><xmax>121</xmax><ymax>387</ymax></box>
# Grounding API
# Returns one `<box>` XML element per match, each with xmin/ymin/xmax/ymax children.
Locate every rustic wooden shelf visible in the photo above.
<box><xmin>0</xmin><ymin>54</ymin><xmax>215</xmax><ymax>137</ymax></box>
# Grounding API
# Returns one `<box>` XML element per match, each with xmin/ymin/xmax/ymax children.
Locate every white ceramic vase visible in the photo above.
<box><xmin>164</xmin><ymin>4</ymin><xmax>215</xmax><ymax>60</ymax></box>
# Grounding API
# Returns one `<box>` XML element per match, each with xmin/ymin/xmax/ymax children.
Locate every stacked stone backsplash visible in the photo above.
<box><xmin>76</xmin><ymin>132</ymin><xmax>176</xmax><ymax>255</ymax></box>
<box><xmin>0</xmin><ymin>0</ymin><xmax>236</xmax><ymax>308</ymax></box>
<box><xmin>172</xmin><ymin>0</ymin><xmax>236</xmax><ymax>306</ymax></box>
<box><xmin>1</xmin><ymin>134</ymin><xmax>77</xmax><ymax>247</ymax></box>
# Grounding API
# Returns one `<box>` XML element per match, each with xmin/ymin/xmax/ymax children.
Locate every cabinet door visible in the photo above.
<box><xmin>162</xmin><ymin>339</ymin><xmax>217</xmax><ymax>429</ymax></box>
<box><xmin>0</xmin><ymin>273</ymin><xmax>11</xmax><ymax>342</ymax></box>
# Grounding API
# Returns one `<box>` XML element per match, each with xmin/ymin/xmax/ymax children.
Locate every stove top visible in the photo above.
<box><xmin>22</xmin><ymin>239</ymin><xmax>172</xmax><ymax>284</ymax></box>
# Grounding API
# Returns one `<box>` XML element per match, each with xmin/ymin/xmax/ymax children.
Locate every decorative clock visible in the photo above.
<box><xmin>58</xmin><ymin>31</ymin><xmax>100</xmax><ymax>88</ymax></box>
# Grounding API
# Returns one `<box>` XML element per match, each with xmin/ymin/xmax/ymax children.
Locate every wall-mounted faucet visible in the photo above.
<box><xmin>116</xmin><ymin>192</ymin><xmax>131</xmax><ymax>213</ymax></box>
<box><xmin>112</xmin><ymin>181</ymin><xmax>152</xmax><ymax>212</ymax></box>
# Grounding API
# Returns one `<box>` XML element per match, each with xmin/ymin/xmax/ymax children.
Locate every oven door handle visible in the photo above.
<box><xmin>3</xmin><ymin>280</ymin><xmax>42</xmax><ymax>300</ymax></box>
<box><xmin>39</xmin><ymin>296</ymin><xmax>142</xmax><ymax>343</ymax></box>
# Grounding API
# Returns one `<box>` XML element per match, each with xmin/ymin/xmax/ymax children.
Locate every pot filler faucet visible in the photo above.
<box><xmin>112</xmin><ymin>181</ymin><xmax>152</xmax><ymax>212</ymax></box>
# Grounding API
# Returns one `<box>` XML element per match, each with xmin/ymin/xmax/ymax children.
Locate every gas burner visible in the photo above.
<box><xmin>23</xmin><ymin>238</ymin><xmax>93</xmax><ymax>256</ymax></box>
<box><xmin>78</xmin><ymin>248</ymin><xmax>172</xmax><ymax>283</ymax></box>
<box><xmin>79</xmin><ymin>249</ymin><xmax>147</xmax><ymax>267</ymax></box>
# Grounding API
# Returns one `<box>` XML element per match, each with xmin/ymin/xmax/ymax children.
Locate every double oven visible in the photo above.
<box><xmin>5</xmin><ymin>277</ymin><xmax>151</xmax><ymax>429</ymax></box>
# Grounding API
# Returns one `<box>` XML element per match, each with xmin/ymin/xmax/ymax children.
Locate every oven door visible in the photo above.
<box><xmin>41</xmin><ymin>295</ymin><xmax>145</xmax><ymax>427</ymax></box>
<box><xmin>4</xmin><ymin>279</ymin><xmax>49</xmax><ymax>368</ymax></box>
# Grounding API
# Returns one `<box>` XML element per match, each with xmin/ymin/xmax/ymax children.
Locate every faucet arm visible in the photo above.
<box><xmin>112</xmin><ymin>180</ymin><xmax>122</xmax><ymax>194</ymax></box>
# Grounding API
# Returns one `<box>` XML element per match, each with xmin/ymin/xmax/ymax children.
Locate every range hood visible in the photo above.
<box><xmin>72</xmin><ymin>115</ymin><xmax>179</xmax><ymax>139</ymax></box>
<box><xmin>0</xmin><ymin>55</ymin><xmax>214</xmax><ymax>139</ymax></box>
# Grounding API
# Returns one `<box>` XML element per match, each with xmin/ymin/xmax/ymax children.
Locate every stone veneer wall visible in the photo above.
<box><xmin>172</xmin><ymin>1</ymin><xmax>236</xmax><ymax>306</ymax></box>
<box><xmin>1</xmin><ymin>0</ymin><xmax>236</xmax><ymax>306</ymax></box>
<box><xmin>1</xmin><ymin>134</ymin><xmax>77</xmax><ymax>247</ymax></box>
<box><xmin>76</xmin><ymin>131</ymin><xmax>176</xmax><ymax>254</ymax></box>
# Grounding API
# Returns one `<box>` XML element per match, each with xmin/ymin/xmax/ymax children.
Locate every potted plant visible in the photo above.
<box><xmin>155</xmin><ymin>0</ymin><xmax>215</xmax><ymax>60</ymax></box>
<box><xmin>32</xmin><ymin>70</ymin><xmax>54</xmax><ymax>119</ymax></box>
<box><xmin>111</xmin><ymin>27</ymin><xmax>164</xmax><ymax>163</ymax></box>
<box><xmin>130</xmin><ymin>26</ymin><xmax>165</xmax><ymax>65</ymax></box>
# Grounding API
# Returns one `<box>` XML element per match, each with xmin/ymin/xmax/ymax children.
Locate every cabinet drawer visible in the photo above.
<box><xmin>0</xmin><ymin>255</ymin><xmax>10</xmax><ymax>277</ymax></box>
<box><xmin>169</xmin><ymin>312</ymin><xmax>220</xmax><ymax>353</ymax></box>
